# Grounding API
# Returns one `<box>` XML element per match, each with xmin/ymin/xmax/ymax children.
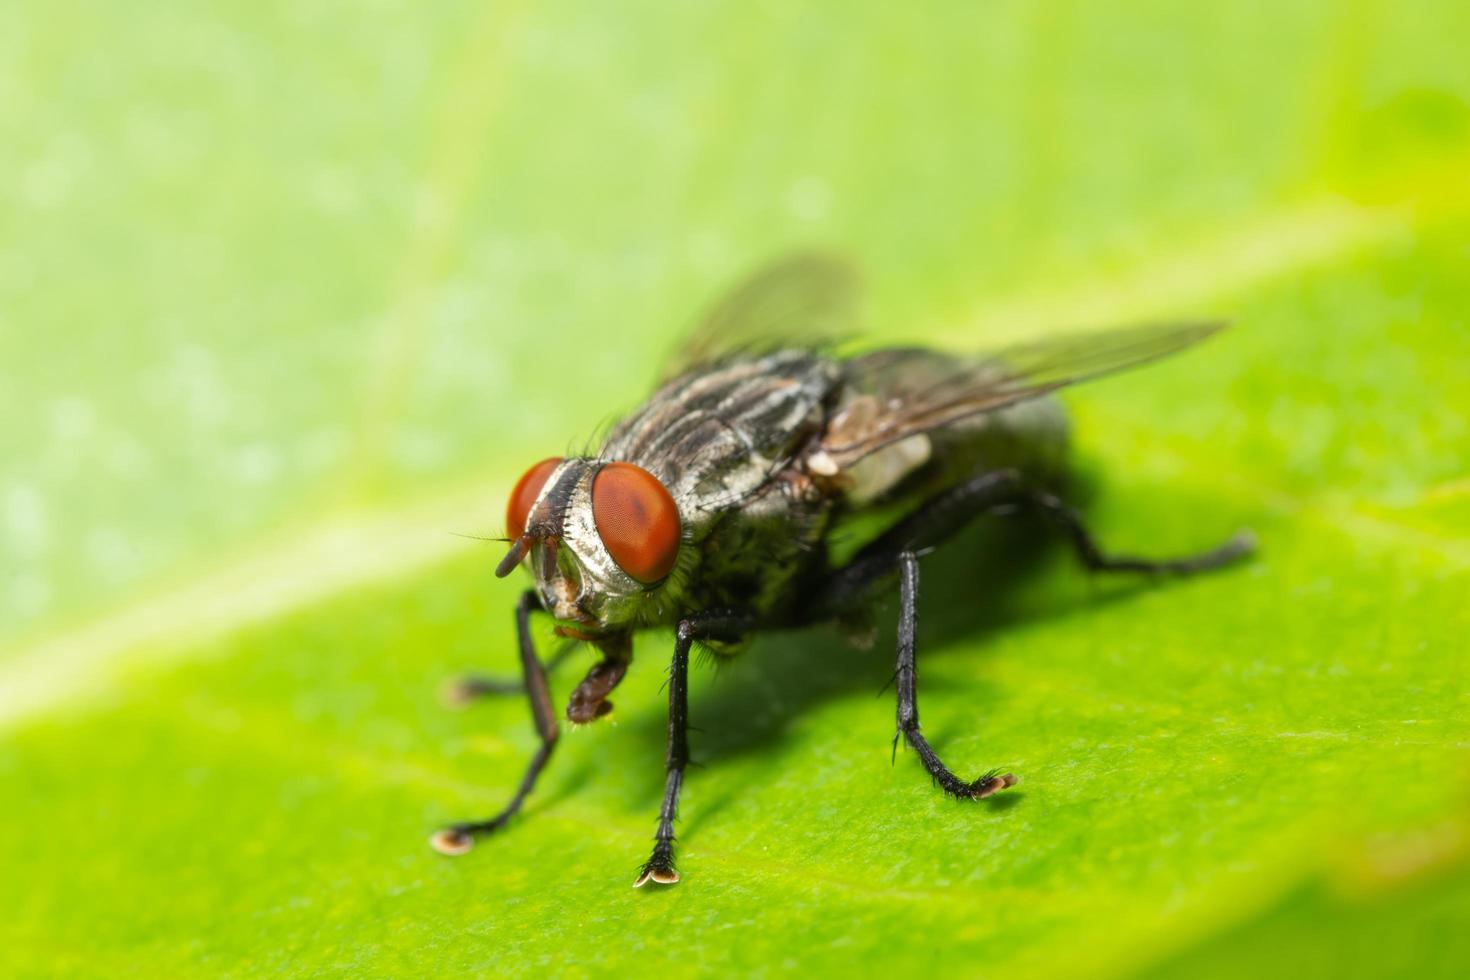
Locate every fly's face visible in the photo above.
<box><xmin>497</xmin><ymin>457</ymin><xmax>683</xmax><ymax>630</ymax></box>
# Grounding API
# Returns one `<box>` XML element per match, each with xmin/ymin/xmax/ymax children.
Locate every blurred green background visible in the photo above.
<box><xmin>2</xmin><ymin>1</ymin><xmax>1468</xmax><ymax>976</ymax></box>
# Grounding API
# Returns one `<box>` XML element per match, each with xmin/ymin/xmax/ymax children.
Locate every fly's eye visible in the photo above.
<box><xmin>506</xmin><ymin>458</ymin><xmax>563</xmax><ymax>540</ymax></box>
<box><xmin>591</xmin><ymin>462</ymin><xmax>681</xmax><ymax>584</ymax></box>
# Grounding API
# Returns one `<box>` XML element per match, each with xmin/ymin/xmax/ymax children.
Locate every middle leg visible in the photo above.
<box><xmin>442</xmin><ymin>644</ymin><xmax>577</xmax><ymax>707</ymax></box>
<box><xmin>809</xmin><ymin>467</ymin><xmax>1251</xmax><ymax>801</ymax></box>
<box><xmin>893</xmin><ymin>550</ymin><xmax>1016</xmax><ymax>799</ymax></box>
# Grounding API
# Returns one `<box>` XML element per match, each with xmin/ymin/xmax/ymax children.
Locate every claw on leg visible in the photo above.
<box><xmin>969</xmin><ymin>771</ymin><xmax>1018</xmax><ymax>799</ymax></box>
<box><xmin>633</xmin><ymin>853</ymin><xmax>681</xmax><ymax>888</ymax></box>
<box><xmin>429</xmin><ymin>827</ymin><xmax>476</xmax><ymax>856</ymax></box>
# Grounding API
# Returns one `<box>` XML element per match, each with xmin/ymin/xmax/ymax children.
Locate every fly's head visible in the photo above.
<box><xmin>496</xmin><ymin>457</ymin><xmax>685</xmax><ymax>633</ymax></box>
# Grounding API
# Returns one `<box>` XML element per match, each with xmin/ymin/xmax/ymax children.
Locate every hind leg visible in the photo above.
<box><xmin>814</xmin><ymin>468</ymin><xmax>1253</xmax><ymax>613</ymax></box>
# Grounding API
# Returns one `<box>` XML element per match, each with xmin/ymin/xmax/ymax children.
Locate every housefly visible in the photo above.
<box><xmin>429</xmin><ymin>255</ymin><xmax>1254</xmax><ymax>886</ymax></box>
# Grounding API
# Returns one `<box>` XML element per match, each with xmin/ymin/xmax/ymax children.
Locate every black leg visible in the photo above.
<box><xmin>634</xmin><ymin>610</ymin><xmax>752</xmax><ymax>888</ymax></box>
<box><xmin>893</xmin><ymin>551</ymin><xmax>1016</xmax><ymax>799</ymax></box>
<box><xmin>441</xmin><ymin>644</ymin><xmax>576</xmax><ymax>707</ymax></box>
<box><xmin>430</xmin><ymin>590</ymin><xmax>559</xmax><ymax>855</ymax></box>
<box><xmin>1022</xmin><ymin>486</ymin><xmax>1255</xmax><ymax>574</ymax></box>
<box><xmin>812</xmin><ymin>468</ymin><xmax>1253</xmax><ymax>617</ymax></box>
<box><xmin>806</xmin><ymin>469</ymin><xmax>1251</xmax><ymax>802</ymax></box>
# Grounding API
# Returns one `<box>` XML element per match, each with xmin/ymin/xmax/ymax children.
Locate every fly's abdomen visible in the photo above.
<box><xmin>812</xmin><ymin>348</ymin><xmax>1071</xmax><ymax>511</ymax></box>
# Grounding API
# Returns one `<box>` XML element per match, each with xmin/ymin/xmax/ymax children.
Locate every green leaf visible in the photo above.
<box><xmin>3</xmin><ymin>1</ymin><xmax>1468</xmax><ymax>976</ymax></box>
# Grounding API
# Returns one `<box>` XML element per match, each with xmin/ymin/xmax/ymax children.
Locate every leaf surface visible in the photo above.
<box><xmin>3</xmin><ymin>2</ymin><xmax>1468</xmax><ymax>976</ymax></box>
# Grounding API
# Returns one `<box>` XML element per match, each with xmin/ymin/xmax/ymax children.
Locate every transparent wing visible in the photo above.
<box><xmin>661</xmin><ymin>252</ymin><xmax>863</xmax><ymax>380</ymax></box>
<box><xmin>821</xmin><ymin>321</ymin><xmax>1226</xmax><ymax>468</ymax></box>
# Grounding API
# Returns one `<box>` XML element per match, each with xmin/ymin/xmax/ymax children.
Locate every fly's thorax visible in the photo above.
<box><xmin>513</xmin><ymin>457</ymin><xmax>695</xmax><ymax>631</ymax></box>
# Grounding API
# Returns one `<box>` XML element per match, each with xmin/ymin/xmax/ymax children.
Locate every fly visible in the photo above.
<box><xmin>428</xmin><ymin>255</ymin><xmax>1255</xmax><ymax>886</ymax></box>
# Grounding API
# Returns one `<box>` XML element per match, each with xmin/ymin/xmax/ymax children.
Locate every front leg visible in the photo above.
<box><xmin>430</xmin><ymin>590</ymin><xmax>558</xmax><ymax>855</ymax></box>
<box><xmin>634</xmin><ymin>610</ymin><xmax>753</xmax><ymax>888</ymax></box>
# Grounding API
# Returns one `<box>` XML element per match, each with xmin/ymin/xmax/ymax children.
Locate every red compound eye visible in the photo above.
<box><xmin>506</xmin><ymin>458</ymin><xmax>562</xmax><ymax>541</ymax></box>
<box><xmin>591</xmin><ymin>463</ymin><xmax>680</xmax><ymax>584</ymax></box>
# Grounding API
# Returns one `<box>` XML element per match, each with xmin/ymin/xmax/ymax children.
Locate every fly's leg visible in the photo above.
<box><xmin>441</xmin><ymin>644</ymin><xmax>576</xmax><ymax>708</ymax></box>
<box><xmin>810</xmin><ymin>469</ymin><xmax>1251</xmax><ymax>799</ymax></box>
<box><xmin>1021</xmin><ymin>486</ymin><xmax>1255</xmax><ymax>574</ymax></box>
<box><xmin>635</xmin><ymin>610</ymin><xmax>753</xmax><ymax>888</ymax></box>
<box><xmin>430</xmin><ymin>590</ymin><xmax>558</xmax><ymax>855</ymax></box>
<box><xmin>815</xmin><ymin>469</ymin><xmax>1252</xmax><ymax>613</ymax></box>
<box><xmin>893</xmin><ymin>551</ymin><xmax>1017</xmax><ymax>799</ymax></box>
